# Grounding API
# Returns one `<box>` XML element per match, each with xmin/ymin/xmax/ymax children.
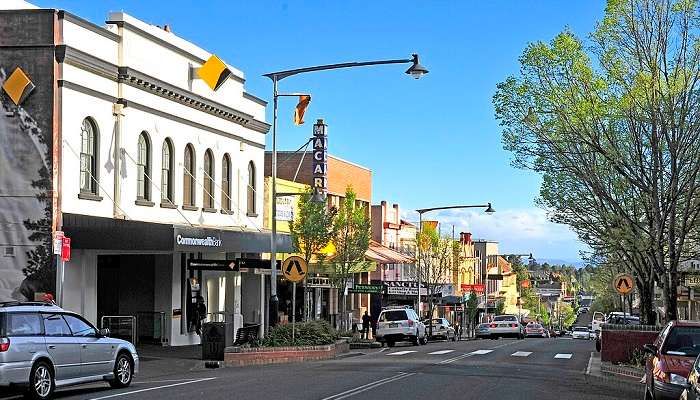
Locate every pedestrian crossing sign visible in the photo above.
<box><xmin>282</xmin><ymin>256</ymin><xmax>307</xmax><ymax>283</ymax></box>
<box><xmin>613</xmin><ymin>273</ymin><xmax>634</xmax><ymax>295</ymax></box>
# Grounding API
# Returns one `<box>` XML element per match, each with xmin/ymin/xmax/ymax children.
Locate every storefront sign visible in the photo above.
<box><xmin>176</xmin><ymin>234</ymin><xmax>222</xmax><ymax>247</ymax></box>
<box><xmin>685</xmin><ymin>274</ymin><xmax>700</xmax><ymax>288</ymax></box>
<box><xmin>312</xmin><ymin>120</ymin><xmax>327</xmax><ymax>198</ymax></box>
<box><xmin>276</xmin><ymin>195</ymin><xmax>295</xmax><ymax>221</ymax></box>
<box><xmin>461</xmin><ymin>284</ymin><xmax>485</xmax><ymax>294</ymax></box>
<box><xmin>349</xmin><ymin>284</ymin><xmax>384</xmax><ymax>294</ymax></box>
<box><xmin>385</xmin><ymin>281</ymin><xmax>427</xmax><ymax>296</ymax></box>
<box><xmin>187</xmin><ymin>259</ymin><xmax>239</xmax><ymax>271</ymax></box>
<box><xmin>306</xmin><ymin>276</ymin><xmax>332</xmax><ymax>288</ymax></box>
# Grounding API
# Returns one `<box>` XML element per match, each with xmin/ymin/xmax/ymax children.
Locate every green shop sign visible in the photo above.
<box><xmin>349</xmin><ymin>284</ymin><xmax>384</xmax><ymax>294</ymax></box>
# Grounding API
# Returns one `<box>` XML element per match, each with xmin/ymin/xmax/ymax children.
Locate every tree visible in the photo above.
<box><xmin>329</xmin><ymin>187</ymin><xmax>371</xmax><ymax>331</ymax></box>
<box><xmin>495</xmin><ymin>300</ymin><xmax>506</xmax><ymax>316</ymax></box>
<box><xmin>415</xmin><ymin>223</ymin><xmax>459</xmax><ymax>334</ymax></box>
<box><xmin>494</xmin><ymin>0</ymin><xmax>700</xmax><ymax>323</ymax></box>
<box><xmin>288</xmin><ymin>189</ymin><xmax>336</xmax><ymax>266</ymax></box>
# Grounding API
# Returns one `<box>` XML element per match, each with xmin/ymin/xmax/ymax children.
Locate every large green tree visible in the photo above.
<box><xmin>494</xmin><ymin>0</ymin><xmax>700</xmax><ymax>323</ymax></box>
<box><xmin>288</xmin><ymin>189</ymin><xmax>336</xmax><ymax>266</ymax></box>
<box><xmin>329</xmin><ymin>187</ymin><xmax>371</xmax><ymax>331</ymax></box>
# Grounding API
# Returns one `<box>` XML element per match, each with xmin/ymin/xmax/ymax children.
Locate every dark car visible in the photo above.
<box><xmin>644</xmin><ymin>320</ymin><xmax>700</xmax><ymax>400</ymax></box>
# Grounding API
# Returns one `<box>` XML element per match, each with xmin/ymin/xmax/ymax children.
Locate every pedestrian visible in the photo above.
<box><xmin>195</xmin><ymin>295</ymin><xmax>207</xmax><ymax>335</ymax></box>
<box><xmin>362</xmin><ymin>311</ymin><xmax>371</xmax><ymax>339</ymax></box>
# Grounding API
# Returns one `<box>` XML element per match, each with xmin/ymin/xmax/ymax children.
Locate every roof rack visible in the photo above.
<box><xmin>0</xmin><ymin>301</ymin><xmax>60</xmax><ymax>308</ymax></box>
<box><xmin>381</xmin><ymin>305</ymin><xmax>412</xmax><ymax>310</ymax></box>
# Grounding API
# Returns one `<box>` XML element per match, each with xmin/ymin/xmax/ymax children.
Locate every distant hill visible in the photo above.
<box><xmin>535</xmin><ymin>258</ymin><xmax>587</xmax><ymax>268</ymax></box>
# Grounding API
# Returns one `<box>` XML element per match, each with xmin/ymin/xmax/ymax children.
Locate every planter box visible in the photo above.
<box><xmin>224</xmin><ymin>341</ymin><xmax>349</xmax><ymax>367</ymax></box>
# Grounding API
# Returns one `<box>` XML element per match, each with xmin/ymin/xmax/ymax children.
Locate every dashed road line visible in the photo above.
<box><xmin>511</xmin><ymin>351</ymin><xmax>533</xmax><ymax>357</ymax></box>
<box><xmin>554</xmin><ymin>353</ymin><xmax>573</xmax><ymax>359</ymax></box>
<box><xmin>387</xmin><ymin>350</ymin><xmax>417</xmax><ymax>356</ymax></box>
<box><xmin>470</xmin><ymin>350</ymin><xmax>494</xmax><ymax>355</ymax></box>
<box><xmin>320</xmin><ymin>372</ymin><xmax>416</xmax><ymax>400</ymax></box>
<box><xmin>428</xmin><ymin>350</ymin><xmax>455</xmax><ymax>355</ymax></box>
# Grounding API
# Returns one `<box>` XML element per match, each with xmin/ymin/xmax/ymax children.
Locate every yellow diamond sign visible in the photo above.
<box><xmin>2</xmin><ymin>67</ymin><xmax>35</xmax><ymax>105</ymax></box>
<box><xmin>197</xmin><ymin>55</ymin><xmax>231</xmax><ymax>91</ymax></box>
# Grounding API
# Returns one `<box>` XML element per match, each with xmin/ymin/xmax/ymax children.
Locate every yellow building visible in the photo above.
<box><xmin>454</xmin><ymin>232</ymin><xmax>481</xmax><ymax>297</ymax></box>
<box><xmin>487</xmin><ymin>256</ymin><xmax>522</xmax><ymax>316</ymax></box>
<box><xmin>263</xmin><ymin>176</ymin><xmax>308</xmax><ymax>234</ymax></box>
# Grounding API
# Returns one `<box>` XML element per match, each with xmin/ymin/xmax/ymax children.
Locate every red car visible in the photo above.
<box><xmin>644</xmin><ymin>320</ymin><xmax>700</xmax><ymax>400</ymax></box>
<box><xmin>525</xmin><ymin>323</ymin><xmax>546</xmax><ymax>338</ymax></box>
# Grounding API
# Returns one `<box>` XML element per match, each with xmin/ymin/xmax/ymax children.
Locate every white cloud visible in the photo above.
<box><xmin>402</xmin><ymin>207</ymin><xmax>588</xmax><ymax>263</ymax></box>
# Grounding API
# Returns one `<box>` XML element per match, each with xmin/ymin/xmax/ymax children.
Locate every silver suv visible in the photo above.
<box><xmin>375</xmin><ymin>306</ymin><xmax>427</xmax><ymax>347</ymax></box>
<box><xmin>0</xmin><ymin>302</ymin><xmax>139</xmax><ymax>399</ymax></box>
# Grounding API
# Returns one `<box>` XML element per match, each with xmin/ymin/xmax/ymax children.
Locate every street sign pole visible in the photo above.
<box><xmin>292</xmin><ymin>282</ymin><xmax>296</xmax><ymax>344</ymax></box>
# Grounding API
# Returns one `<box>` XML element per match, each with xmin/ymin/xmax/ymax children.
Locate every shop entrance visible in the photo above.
<box><xmin>97</xmin><ymin>254</ymin><xmax>170</xmax><ymax>345</ymax></box>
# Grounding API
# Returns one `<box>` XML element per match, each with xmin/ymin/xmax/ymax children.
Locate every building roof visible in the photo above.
<box><xmin>365</xmin><ymin>240</ymin><xmax>414</xmax><ymax>264</ymax></box>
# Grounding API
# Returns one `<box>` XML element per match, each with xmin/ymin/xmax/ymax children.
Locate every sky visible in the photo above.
<box><xmin>29</xmin><ymin>0</ymin><xmax>608</xmax><ymax>264</ymax></box>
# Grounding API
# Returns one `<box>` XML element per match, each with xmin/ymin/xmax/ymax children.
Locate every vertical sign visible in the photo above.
<box><xmin>61</xmin><ymin>237</ymin><xmax>71</xmax><ymax>262</ymax></box>
<box><xmin>312</xmin><ymin>119</ymin><xmax>327</xmax><ymax>198</ymax></box>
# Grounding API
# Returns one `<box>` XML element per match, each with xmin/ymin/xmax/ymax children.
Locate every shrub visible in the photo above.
<box><xmin>262</xmin><ymin>320</ymin><xmax>339</xmax><ymax>347</ymax></box>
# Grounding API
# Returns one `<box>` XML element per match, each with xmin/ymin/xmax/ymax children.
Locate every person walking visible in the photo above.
<box><xmin>362</xmin><ymin>311</ymin><xmax>371</xmax><ymax>340</ymax></box>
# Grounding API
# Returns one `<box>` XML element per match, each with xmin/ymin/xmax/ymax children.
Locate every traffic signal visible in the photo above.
<box><xmin>294</xmin><ymin>95</ymin><xmax>311</xmax><ymax>125</ymax></box>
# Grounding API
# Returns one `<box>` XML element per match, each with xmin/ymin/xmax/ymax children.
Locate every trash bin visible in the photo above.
<box><xmin>202</xmin><ymin>322</ymin><xmax>226</xmax><ymax>361</ymax></box>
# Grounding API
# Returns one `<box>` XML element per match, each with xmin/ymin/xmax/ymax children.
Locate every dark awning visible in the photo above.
<box><xmin>62</xmin><ymin>213</ymin><xmax>292</xmax><ymax>253</ymax></box>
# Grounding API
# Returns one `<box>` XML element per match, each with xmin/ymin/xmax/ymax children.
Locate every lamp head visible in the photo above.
<box><xmin>485</xmin><ymin>203</ymin><xmax>495</xmax><ymax>215</ymax></box>
<box><xmin>405</xmin><ymin>53</ymin><xmax>428</xmax><ymax>79</ymax></box>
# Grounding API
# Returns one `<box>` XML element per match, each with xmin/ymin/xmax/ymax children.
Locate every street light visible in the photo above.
<box><xmin>264</xmin><ymin>54</ymin><xmax>428</xmax><ymax>330</ymax></box>
<box><xmin>414</xmin><ymin>203</ymin><xmax>494</xmax><ymax>320</ymax></box>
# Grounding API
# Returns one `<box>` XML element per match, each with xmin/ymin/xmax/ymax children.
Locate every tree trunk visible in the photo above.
<box><xmin>637</xmin><ymin>278</ymin><xmax>656</xmax><ymax>325</ymax></box>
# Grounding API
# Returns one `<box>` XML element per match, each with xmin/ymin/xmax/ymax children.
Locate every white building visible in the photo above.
<box><xmin>0</xmin><ymin>7</ymin><xmax>285</xmax><ymax>346</ymax></box>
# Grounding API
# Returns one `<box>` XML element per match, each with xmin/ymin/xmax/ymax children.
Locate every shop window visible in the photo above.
<box><xmin>80</xmin><ymin>118</ymin><xmax>99</xmax><ymax>194</ymax></box>
<box><xmin>247</xmin><ymin>161</ymin><xmax>256</xmax><ymax>215</ymax></box>
<box><xmin>136</xmin><ymin>132</ymin><xmax>151</xmax><ymax>201</ymax></box>
<box><xmin>221</xmin><ymin>153</ymin><xmax>231</xmax><ymax>211</ymax></box>
<box><xmin>203</xmin><ymin>149</ymin><xmax>215</xmax><ymax>209</ymax></box>
<box><xmin>161</xmin><ymin>139</ymin><xmax>174</xmax><ymax>203</ymax></box>
<box><xmin>183</xmin><ymin>144</ymin><xmax>196</xmax><ymax>207</ymax></box>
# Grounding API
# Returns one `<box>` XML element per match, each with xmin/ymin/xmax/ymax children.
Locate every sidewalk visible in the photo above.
<box><xmin>584</xmin><ymin>351</ymin><xmax>644</xmax><ymax>396</ymax></box>
<box><xmin>136</xmin><ymin>344</ymin><xmax>210</xmax><ymax>379</ymax></box>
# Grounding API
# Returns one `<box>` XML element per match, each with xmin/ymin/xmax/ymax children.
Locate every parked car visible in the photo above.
<box><xmin>572</xmin><ymin>326</ymin><xmax>590</xmax><ymax>340</ymax></box>
<box><xmin>475</xmin><ymin>323</ymin><xmax>491</xmax><ymax>339</ymax></box>
<box><xmin>488</xmin><ymin>315</ymin><xmax>524</xmax><ymax>339</ymax></box>
<box><xmin>426</xmin><ymin>318</ymin><xmax>456</xmax><ymax>341</ymax></box>
<box><xmin>376</xmin><ymin>306</ymin><xmax>427</xmax><ymax>347</ymax></box>
<box><xmin>525</xmin><ymin>323</ymin><xmax>546</xmax><ymax>338</ymax></box>
<box><xmin>644</xmin><ymin>320</ymin><xmax>700</xmax><ymax>400</ymax></box>
<box><xmin>0</xmin><ymin>301</ymin><xmax>139</xmax><ymax>400</ymax></box>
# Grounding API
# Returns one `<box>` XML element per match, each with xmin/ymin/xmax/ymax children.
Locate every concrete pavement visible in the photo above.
<box><xmin>8</xmin><ymin>336</ymin><xmax>637</xmax><ymax>400</ymax></box>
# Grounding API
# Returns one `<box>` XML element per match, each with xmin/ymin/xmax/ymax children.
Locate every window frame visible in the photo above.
<box><xmin>247</xmin><ymin>161</ymin><xmax>256</xmax><ymax>216</ymax></box>
<box><xmin>62</xmin><ymin>313</ymin><xmax>98</xmax><ymax>338</ymax></box>
<box><xmin>41</xmin><ymin>313</ymin><xmax>73</xmax><ymax>337</ymax></box>
<box><xmin>203</xmin><ymin>149</ymin><xmax>215</xmax><ymax>209</ymax></box>
<box><xmin>79</xmin><ymin>117</ymin><xmax>99</xmax><ymax>195</ymax></box>
<box><xmin>221</xmin><ymin>153</ymin><xmax>231</xmax><ymax>211</ymax></box>
<box><xmin>4</xmin><ymin>312</ymin><xmax>44</xmax><ymax>337</ymax></box>
<box><xmin>183</xmin><ymin>144</ymin><xmax>196</xmax><ymax>207</ymax></box>
<box><xmin>161</xmin><ymin>138</ymin><xmax>175</xmax><ymax>203</ymax></box>
<box><xmin>136</xmin><ymin>131</ymin><xmax>152</xmax><ymax>201</ymax></box>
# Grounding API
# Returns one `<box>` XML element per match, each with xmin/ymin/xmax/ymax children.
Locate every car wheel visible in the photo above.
<box><xmin>110</xmin><ymin>353</ymin><xmax>134</xmax><ymax>388</ymax></box>
<box><xmin>421</xmin><ymin>335</ymin><xmax>428</xmax><ymax>345</ymax></box>
<box><xmin>26</xmin><ymin>361</ymin><xmax>54</xmax><ymax>400</ymax></box>
<box><xmin>412</xmin><ymin>333</ymin><xmax>420</xmax><ymax>346</ymax></box>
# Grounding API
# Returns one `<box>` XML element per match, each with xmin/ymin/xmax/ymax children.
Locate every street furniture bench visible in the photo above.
<box><xmin>234</xmin><ymin>324</ymin><xmax>260</xmax><ymax>345</ymax></box>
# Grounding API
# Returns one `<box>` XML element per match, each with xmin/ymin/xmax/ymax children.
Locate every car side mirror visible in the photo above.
<box><xmin>643</xmin><ymin>344</ymin><xmax>658</xmax><ymax>355</ymax></box>
<box><xmin>99</xmin><ymin>328</ymin><xmax>110</xmax><ymax>337</ymax></box>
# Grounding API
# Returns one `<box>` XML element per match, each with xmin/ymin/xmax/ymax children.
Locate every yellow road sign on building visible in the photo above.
<box><xmin>282</xmin><ymin>256</ymin><xmax>307</xmax><ymax>283</ymax></box>
<box><xmin>613</xmin><ymin>273</ymin><xmax>634</xmax><ymax>295</ymax></box>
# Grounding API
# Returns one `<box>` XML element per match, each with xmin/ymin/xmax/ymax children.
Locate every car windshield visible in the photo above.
<box><xmin>380</xmin><ymin>311</ymin><xmax>407</xmax><ymax>322</ymax></box>
<box><xmin>494</xmin><ymin>316</ymin><xmax>517</xmax><ymax>322</ymax></box>
<box><xmin>574</xmin><ymin>327</ymin><xmax>588</xmax><ymax>332</ymax></box>
<box><xmin>662</xmin><ymin>326</ymin><xmax>700</xmax><ymax>357</ymax></box>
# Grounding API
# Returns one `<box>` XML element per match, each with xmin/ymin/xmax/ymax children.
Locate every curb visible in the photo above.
<box><xmin>584</xmin><ymin>352</ymin><xmax>645</xmax><ymax>396</ymax></box>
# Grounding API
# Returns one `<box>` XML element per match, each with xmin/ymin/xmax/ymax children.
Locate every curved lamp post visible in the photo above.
<box><xmin>264</xmin><ymin>54</ymin><xmax>428</xmax><ymax>330</ymax></box>
<box><xmin>414</xmin><ymin>203</ymin><xmax>494</xmax><ymax>319</ymax></box>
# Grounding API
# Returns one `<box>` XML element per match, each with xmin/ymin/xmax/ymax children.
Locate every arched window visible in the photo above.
<box><xmin>203</xmin><ymin>149</ymin><xmax>215</xmax><ymax>209</ymax></box>
<box><xmin>183</xmin><ymin>144</ymin><xmax>196</xmax><ymax>207</ymax></box>
<box><xmin>247</xmin><ymin>161</ymin><xmax>256</xmax><ymax>215</ymax></box>
<box><xmin>80</xmin><ymin>118</ymin><xmax>99</xmax><ymax>194</ymax></box>
<box><xmin>221</xmin><ymin>154</ymin><xmax>231</xmax><ymax>211</ymax></box>
<box><xmin>136</xmin><ymin>132</ymin><xmax>151</xmax><ymax>201</ymax></box>
<box><xmin>161</xmin><ymin>139</ymin><xmax>174</xmax><ymax>203</ymax></box>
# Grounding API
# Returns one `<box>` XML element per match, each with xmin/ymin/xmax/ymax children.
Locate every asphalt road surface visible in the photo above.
<box><xmin>2</xmin><ymin>336</ymin><xmax>637</xmax><ymax>400</ymax></box>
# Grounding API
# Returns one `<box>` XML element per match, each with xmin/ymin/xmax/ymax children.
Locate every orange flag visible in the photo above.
<box><xmin>294</xmin><ymin>95</ymin><xmax>311</xmax><ymax>125</ymax></box>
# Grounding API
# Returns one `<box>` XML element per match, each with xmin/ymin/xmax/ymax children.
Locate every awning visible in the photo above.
<box><xmin>364</xmin><ymin>240</ymin><xmax>414</xmax><ymax>264</ymax></box>
<box><xmin>62</xmin><ymin>213</ymin><xmax>293</xmax><ymax>253</ymax></box>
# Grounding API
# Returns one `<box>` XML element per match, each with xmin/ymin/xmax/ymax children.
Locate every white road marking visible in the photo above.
<box><xmin>471</xmin><ymin>350</ymin><xmax>494</xmax><ymax>355</ymax></box>
<box><xmin>428</xmin><ymin>350</ymin><xmax>455</xmax><ymax>355</ymax></box>
<box><xmin>554</xmin><ymin>353</ymin><xmax>573</xmax><ymax>359</ymax></box>
<box><xmin>320</xmin><ymin>372</ymin><xmax>416</xmax><ymax>400</ymax></box>
<box><xmin>387</xmin><ymin>350</ymin><xmax>417</xmax><ymax>356</ymax></box>
<box><xmin>511</xmin><ymin>351</ymin><xmax>533</xmax><ymax>357</ymax></box>
<box><xmin>378</xmin><ymin>348</ymin><xmax>388</xmax><ymax>353</ymax></box>
<box><xmin>439</xmin><ymin>353</ymin><xmax>475</xmax><ymax>364</ymax></box>
<box><xmin>87</xmin><ymin>377</ymin><xmax>216</xmax><ymax>400</ymax></box>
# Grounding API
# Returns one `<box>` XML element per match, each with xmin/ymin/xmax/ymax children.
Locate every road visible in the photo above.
<box><xmin>5</xmin><ymin>336</ymin><xmax>636</xmax><ymax>400</ymax></box>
